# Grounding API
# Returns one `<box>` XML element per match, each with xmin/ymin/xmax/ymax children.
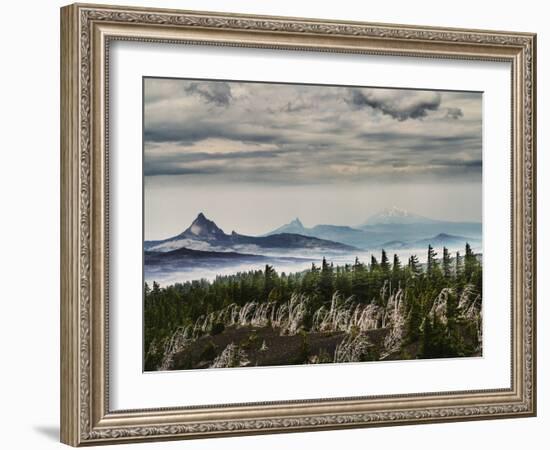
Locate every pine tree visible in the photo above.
<box><xmin>408</xmin><ymin>254</ymin><xmax>420</xmax><ymax>275</ymax></box>
<box><xmin>263</xmin><ymin>264</ymin><xmax>276</xmax><ymax>296</ymax></box>
<box><xmin>455</xmin><ymin>251</ymin><xmax>462</xmax><ymax>279</ymax></box>
<box><xmin>335</xmin><ymin>265</ymin><xmax>352</xmax><ymax>298</ymax></box>
<box><xmin>380</xmin><ymin>249</ymin><xmax>391</xmax><ymax>274</ymax></box>
<box><xmin>464</xmin><ymin>243</ymin><xmax>475</xmax><ymax>281</ymax></box>
<box><xmin>302</xmin><ymin>263</ymin><xmax>321</xmax><ymax>298</ymax></box>
<box><xmin>152</xmin><ymin>281</ymin><xmax>160</xmax><ymax>294</ymax></box>
<box><xmin>420</xmin><ymin>316</ymin><xmax>434</xmax><ymax>358</ymax></box>
<box><xmin>319</xmin><ymin>257</ymin><xmax>334</xmax><ymax>303</ymax></box>
<box><xmin>391</xmin><ymin>254</ymin><xmax>402</xmax><ymax>289</ymax></box>
<box><xmin>392</xmin><ymin>254</ymin><xmax>401</xmax><ymax>274</ymax></box>
<box><xmin>427</xmin><ymin>245</ymin><xmax>437</xmax><ymax>276</ymax></box>
<box><xmin>442</xmin><ymin>247</ymin><xmax>452</xmax><ymax>279</ymax></box>
<box><xmin>405</xmin><ymin>288</ymin><xmax>422</xmax><ymax>342</ymax></box>
<box><xmin>370</xmin><ymin>255</ymin><xmax>379</xmax><ymax>272</ymax></box>
<box><xmin>351</xmin><ymin>257</ymin><xmax>368</xmax><ymax>303</ymax></box>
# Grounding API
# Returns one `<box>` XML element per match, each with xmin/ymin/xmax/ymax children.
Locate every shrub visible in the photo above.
<box><xmin>211</xmin><ymin>322</ymin><xmax>225</xmax><ymax>336</ymax></box>
<box><xmin>200</xmin><ymin>341</ymin><xmax>218</xmax><ymax>362</ymax></box>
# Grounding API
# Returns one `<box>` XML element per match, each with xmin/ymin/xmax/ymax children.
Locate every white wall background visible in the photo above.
<box><xmin>0</xmin><ymin>0</ymin><xmax>546</xmax><ymax>449</ymax></box>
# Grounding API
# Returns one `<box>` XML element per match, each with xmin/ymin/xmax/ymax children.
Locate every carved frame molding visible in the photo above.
<box><xmin>60</xmin><ymin>3</ymin><xmax>536</xmax><ymax>446</ymax></box>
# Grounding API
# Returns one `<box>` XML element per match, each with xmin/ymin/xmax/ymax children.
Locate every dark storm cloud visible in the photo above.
<box><xmin>143</xmin><ymin>78</ymin><xmax>482</xmax><ymax>183</ymax></box>
<box><xmin>145</xmin><ymin>148</ymin><xmax>286</xmax><ymax>176</ymax></box>
<box><xmin>401</xmin><ymin>136</ymin><xmax>481</xmax><ymax>152</ymax></box>
<box><xmin>183</xmin><ymin>81</ymin><xmax>233</xmax><ymax>106</ymax></box>
<box><xmin>356</xmin><ymin>131</ymin><xmax>481</xmax><ymax>156</ymax></box>
<box><xmin>358</xmin><ymin>131</ymin><xmax>478</xmax><ymax>144</ymax></box>
<box><xmin>446</xmin><ymin>107</ymin><xmax>464</xmax><ymax>120</ymax></box>
<box><xmin>346</xmin><ymin>88</ymin><xmax>441</xmax><ymax>121</ymax></box>
<box><xmin>429</xmin><ymin>159</ymin><xmax>482</xmax><ymax>168</ymax></box>
<box><xmin>144</xmin><ymin>123</ymin><xmax>279</xmax><ymax>146</ymax></box>
<box><xmin>144</xmin><ymin>165</ymin><xmax>219</xmax><ymax>176</ymax></box>
<box><xmin>282</xmin><ymin>99</ymin><xmax>312</xmax><ymax>113</ymax></box>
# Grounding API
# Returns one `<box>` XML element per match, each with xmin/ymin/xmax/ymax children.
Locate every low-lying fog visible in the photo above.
<box><xmin>145</xmin><ymin>244</ymin><xmax>482</xmax><ymax>287</ymax></box>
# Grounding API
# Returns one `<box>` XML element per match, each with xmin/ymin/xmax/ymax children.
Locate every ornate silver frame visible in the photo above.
<box><xmin>60</xmin><ymin>3</ymin><xmax>536</xmax><ymax>446</ymax></box>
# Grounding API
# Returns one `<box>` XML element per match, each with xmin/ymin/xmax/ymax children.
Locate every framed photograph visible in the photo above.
<box><xmin>60</xmin><ymin>3</ymin><xmax>536</xmax><ymax>446</ymax></box>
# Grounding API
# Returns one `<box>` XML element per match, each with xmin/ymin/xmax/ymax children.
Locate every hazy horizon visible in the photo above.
<box><xmin>144</xmin><ymin>183</ymin><xmax>482</xmax><ymax>240</ymax></box>
<box><xmin>144</xmin><ymin>78</ymin><xmax>482</xmax><ymax>240</ymax></box>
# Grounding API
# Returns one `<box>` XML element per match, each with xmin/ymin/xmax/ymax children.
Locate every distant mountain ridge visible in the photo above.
<box><xmin>267</xmin><ymin>217</ymin><xmax>307</xmax><ymax>235</ymax></box>
<box><xmin>145</xmin><ymin>213</ymin><xmax>358</xmax><ymax>254</ymax></box>
<box><xmin>381</xmin><ymin>233</ymin><xmax>481</xmax><ymax>250</ymax></box>
<box><xmin>144</xmin><ymin>210</ymin><xmax>482</xmax><ymax>286</ymax></box>
<box><xmin>144</xmin><ymin>246</ymin><xmax>316</xmax><ymax>274</ymax></box>
<box><xmin>264</xmin><ymin>218</ymin><xmax>367</xmax><ymax>247</ymax></box>
<box><xmin>263</xmin><ymin>209</ymin><xmax>481</xmax><ymax>250</ymax></box>
<box><xmin>145</xmin><ymin>210</ymin><xmax>481</xmax><ymax>257</ymax></box>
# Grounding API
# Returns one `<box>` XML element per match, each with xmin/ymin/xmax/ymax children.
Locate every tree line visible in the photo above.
<box><xmin>144</xmin><ymin>244</ymin><xmax>482</xmax><ymax>369</ymax></box>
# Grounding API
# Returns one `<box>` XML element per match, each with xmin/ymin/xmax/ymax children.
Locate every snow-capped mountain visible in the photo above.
<box><xmin>144</xmin><ymin>212</ymin><xmax>482</xmax><ymax>286</ymax></box>
<box><xmin>144</xmin><ymin>213</ymin><xmax>358</xmax><ymax>255</ymax></box>
<box><xmin>264</xmin><ymin>210</ymin><xmax>482</xmax><ymax>249</ymax></box>
<box><xmin>362</xmin><ymin>207</ymin><xmax>440</xmax><ymax>226</ymax></box>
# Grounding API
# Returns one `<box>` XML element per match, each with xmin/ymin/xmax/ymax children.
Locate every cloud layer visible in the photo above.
<box><xmin>144</xmin><ymin>78</ymin><xmax>482</xmax><ymax>185</ymax></box>
<box><xmin>346</xmin><ymin>89</ymin><xmax>442</xmax><ymax>121</ymax></box>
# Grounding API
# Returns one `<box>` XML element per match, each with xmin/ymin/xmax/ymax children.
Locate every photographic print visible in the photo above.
<box><xmin>143</xmin><ymin>78</ymin><xmax>483</xmax><ymax>372</ymax></box>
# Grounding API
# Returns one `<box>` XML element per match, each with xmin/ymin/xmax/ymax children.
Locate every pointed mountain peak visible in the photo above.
<box><xmin>290</xmin><ymin>217</ymin><xmax>304</xmax><ymax>228</ymax></box>
<box><xmin>262</xmin><ymin>216</ymin><xmax>307</xmax><ymax>236</ymax></box>
<box><xmin>182</xmin><ymin>213</ymin><xmax>226</xmax><ymax>239</ymax></box>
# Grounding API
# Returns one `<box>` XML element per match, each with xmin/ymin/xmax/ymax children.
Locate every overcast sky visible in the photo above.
<box><xmin>144</xmin><ymin>77</ymin><xmax>482</xmax><ymax>239</ymax></box>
